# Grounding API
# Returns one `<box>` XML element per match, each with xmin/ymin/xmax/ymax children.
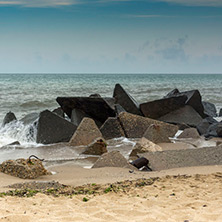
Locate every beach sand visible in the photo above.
<box><xmin>1</xmin><ymin>164</ymin><xmax>222</xmax><ymax>222</ymax></box>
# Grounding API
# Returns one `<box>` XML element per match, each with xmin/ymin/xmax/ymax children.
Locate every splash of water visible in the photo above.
<box><xmin>0</xmin><ymin>120</ymin><xmax>38</xmax><ymax>148</ymax></box>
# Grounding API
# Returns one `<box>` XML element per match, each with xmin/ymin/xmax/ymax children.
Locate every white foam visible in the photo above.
<box><xmin>0</xmin><ymin>120</ymin><xmax>38</xmax><ymax>148</ymax></box>
<box><xmin>214</xmin><ymin>117</ymin><xmax>222</xmax><ymax>122</ymax></box>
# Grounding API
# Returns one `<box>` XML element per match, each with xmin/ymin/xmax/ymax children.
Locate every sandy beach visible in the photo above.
<box><xmin>1</xmin><ymin>164</ymin><xmax>222</xmax><ymax>222</ymax></box>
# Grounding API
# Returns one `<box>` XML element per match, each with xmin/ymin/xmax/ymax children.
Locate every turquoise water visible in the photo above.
<box><xmin>0</xmin><ymin>73</ymin><xmax>221</xmax><ymax>122</ymax></box>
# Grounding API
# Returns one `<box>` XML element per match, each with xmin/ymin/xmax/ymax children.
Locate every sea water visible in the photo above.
<box><xmin>0</xmin><ymin>74</ymin><xmax>221</xmax><ymax>165</ymax></box>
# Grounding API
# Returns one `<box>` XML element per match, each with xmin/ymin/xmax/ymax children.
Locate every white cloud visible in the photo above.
<box><xmin>0</xmin><ymin>0</ymin><xmax>130</xmax><ymax>7</ymax></box>
<box><xmin>0</xmin><ymin>0</ymin><xmax>79</xmax><ymax>7</ymax></box>
<box><xmin>155</xmin><ymin>0</ymin><xmax>222</xmax><ymax>7</ymax></box>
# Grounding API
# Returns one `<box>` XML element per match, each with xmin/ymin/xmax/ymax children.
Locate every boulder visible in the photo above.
<box><xmin>139</xmin><ymin>146</ymin><xmax>222</xmax><ymax>171</ymax></box>
<box><xmin>197</xmin><ymin>117</ymin><xmax>218</xmax><ymax>135</ymax></box>
<box><xmin>8</xmin><ymin>141</ymin><xmax>20</xmax><ymax>145</ymax></box>
<box><xmin>205</xmin><ymin>122</ymin><xmax>222</xmax><ymax>138</ymax></box>
<box><xmin>202</xmin><ymin>101</ymin><xmax>217</xmax><ymax>117</ymax></box>
<box><xmin>92</xmin><ymin>150</ymin><xmax>135</xmax><ymax>169</ymax></box>
<box><xmin>217</xmin><ymin>125</ymin><xmax>222</xmax><ymax>137</ymax></box>
<box><xmin>2</xmin><ymin>111</ymin><xmax>16</xmax><ymax>126</ymax></box>
<box><xmin>52</xmin><ymin>107</ymin><xmax>65</xmax><ymax>118</ymax></box>
<box><xmin>219</xmin><ymin>108</ymin><xmax>222</xmax><ymax>117</ymax></box>
<box><xmin>100</xmin><ymin>117</ymin><xmax>125</xmax><ymax>140</ymax></box>
<box><xmin>1</xmin><ymin>141</ymin><xmax>20</xmax><ymax>149</ymax></box>
<box><xmin>82</xmin><ymin>138</ymin><xmax>108</xmax><ymax>155</ymax></box>
<box><xmin>36</xmin><ymin>110</ymin><xmax>77</xmax><ymax>144</ymax></box>
<box><xmin>103</xmin><ymin>97</ymin><xmax>116</xmax><ymax>109</ymax></box>
<box><xmin>20</xmin><ymin>112</ymin><xmax>39</xmax><ymax>125</ymax></box>
<box><xmin>0</xmin><ymin>158</ymin><xmax>51</xmax><ymax>179</ymax></box>
<box><xmin>143</xmin><ymin>124</ymin><xmax>172</xmax><ymax>143</ymax></box>
<box><xmin>71</xmin><ymin>108</ymin><xmax>93</xmax><ymax>126</ymax></box>
<box><xmin>69</xmin><ymin>117</ymin><xmax>102</xmax><ymax>146</ymax></box>
<box><xmin>158</xmin><ymin>105</ymin><xmax>203</xmax><ymax>127</ymax></box>
<box><xmin>114</xmin><ymin>104</ymin><xmax>126</xmax><ymax>116</ymax></box>
<box><xmin>140</xmin><ymin>95</ymin><xmax>187</xmax><ymax>119</ymax></box>
<box><xmin>164</xmin><ymin>88</ymin><xmax>180</xmax><ymax>98</ymax></box>
<box><xmin>89</xmin><ymin>94</ymin><xmax>101</xmax><ymax>98</ymax></box>
<box><xmin>130</xmin><ymin>157</ymin><xmax>150</xmax><ymax>170</ymax></box>
<box><xmin>56</xmin><ymin>97</ymin><xmax>116</xmax><ymax>124</ymax></box>
<box><xmin>129</xmin><ymin>137</ymin><xmax>162</xmax><ymax>157</ymax></box>
<box><xmin>113</xmin><ymin>84</ymin><xmax>142</xmax><ymax>116</ymax></box>
<box><xmin>118</xmin><ymin>112</ymin><xmax>178</xmax><ymax>138</ymax></box>
<box><xmin>177</xmin><ymin>128</ymin><xmax>200</xmax><ymax>139</ymax></box>
<box><xmin>166</xmin><ymin>89</ymin><xmax>206</xmax><ymax>118</ymax></box>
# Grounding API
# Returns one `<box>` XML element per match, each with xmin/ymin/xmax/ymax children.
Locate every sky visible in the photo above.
<box><xmin>0</xmin><ymin>0</ymin><xmax>222</xmax><ymax>73</ymax></box>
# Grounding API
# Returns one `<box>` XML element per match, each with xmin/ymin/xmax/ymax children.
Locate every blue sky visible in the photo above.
<box><xmin>0</xmin><ymin>0</ymin><xmax>222</xmax><ymax>73</ymax></box>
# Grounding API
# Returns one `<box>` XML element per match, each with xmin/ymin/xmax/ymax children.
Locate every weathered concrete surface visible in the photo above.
<box><xmin>118</xmin><ymin>112</ymin><xmax>178</xmax><ymax>138</ymax></box>
<box><xmin>2</xmin><ymin>111</ymin><xmax>17</xmax><ymax>126</ymax></box>
<box><xmin>69</xmin><ymin>117</ymin><xmax>103</xmax><ymax>147</ymax></box>
<box><xmin>36</xmin><ymin>110</ymin><xmax>77</xmax><ymax>144</ymax></box>
<box><xmin>100</xmin><ymin>117</ymin><xmax>125</xmax><ymax>140</ymax></box>
<box><xmin>159</xmin><ymin>105</ymin><xmax>203</xmax><ymax>127</ymax></box>
<box><xmin>92</xmin><ymin>150</ymin><xmax>136</xmax><ymax>170</ymax></box>
<box><xmin>82</xmin><ymin>138</ymin><xmax>108</xmax><ymax>155</ymax></box>
<box><xmin>143</xmin><ymin>124</ymin><xmax>172</xmax><ymax>143</ymax></box>
<box><xmin>113</xmin><ymin>84</ymin><xmax>142</xmax><ymax>116</ymax></box>
<box><xmin>178</xmin><ymin>128</ymin><xmax>200</xmax><ymax>139</ymax></box>
<box><xmin>140</xmin><ymin>95</ymin><xmax>187</xmax><ymax>119</ymax></box>
<box><xmin>139</xmin><ymin>146</ymin><xmax>222</xmax><ymax>171</ymax></box>
<box><xmin>56</xmin><ymin>97</ymin><xmax>116</xmax><ymax>124</ymax></box>
<box><xmin>130</xmin><ymin>137</ymin><xmax>162</xmax><ymax>157</ymax></box>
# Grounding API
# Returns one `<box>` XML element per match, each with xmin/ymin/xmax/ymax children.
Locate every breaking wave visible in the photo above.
<box><xmin>0</xmin><ymin>120</ymin><xmax>38</xmax><ymax>148</ymax></box>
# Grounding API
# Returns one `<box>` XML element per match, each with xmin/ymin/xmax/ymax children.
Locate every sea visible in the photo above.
<box><xmin>0</xmin><ymin>73</ymin><xmax>221</xmax><ymax>167</ymax></box>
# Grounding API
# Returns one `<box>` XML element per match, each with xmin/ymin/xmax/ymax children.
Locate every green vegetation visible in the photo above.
<box><xmin>82</xmin><ymin>197</ymin><xmax>89</xmax><ymax>202</ymax></box>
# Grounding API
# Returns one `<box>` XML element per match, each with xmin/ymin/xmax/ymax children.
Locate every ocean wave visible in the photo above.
<box><xmin>20</xmin><ymin>100</ymin><xmax>52</xmax><ymax>108</ymax></box>
<box><xmin>0</xmin><ymin>120</ymin><xmax>37</xmax><ymax>148</ymax></box>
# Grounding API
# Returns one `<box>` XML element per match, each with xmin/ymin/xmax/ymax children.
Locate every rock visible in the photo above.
<box><xmin>114</xmin><ymin>104</ymin><xmax>126</xmax><ymax>116</ymax></box>
<box><xmin>217</xmin><ymin>125</ymin><xmax>222</xmax><ymax>137</ymax></box>
<box><xmin>219</xmin><ymin>108</ymin><xmax>222</xmax><ymax>117</ymax></box>
<box><xmin>1</xmin><ymin>141</ymin><xmax>20</xmax><ymax>149</ymax></box>
<box><xmin>159</xmin><ymin>105</ymin><xmax>203</xmax><ymax>127</ymax></box>
<box><xmin>129</xmin><ymin>137</ymin><xmax>162</xmax><ymax>157</ymax></box>
<box><xmin>202</xmin><ymin>101</ymin><xmax>217</xmax><ymax>117</ymax></box>
<box><xmin>0</xmin><ymin>158</ymin><xmax>51</xmax><ymax>179</ymax></box>
<box><xmin>8</xmin><ymin>141</ymin><xmax>20</xmax><ymax>146</ymax></box>
<box><xmin>118</xmin><ymin>112</ymin><xmax>178</xmax><ymax>138</ymax></box>
<box><xmin>167</xmin><ymin>89</ymin><xmax>206</xmax><ymax>118</ymax></box>
<box><xmin>139</xmin><ymin>146</ymin><xmax>222</xmax><ymax>171</ymax></box>
<box><xmin>89</xmin><ymin>94</ymin><xmax>101</xmax><ymax>98</ymax></box>
<box><xmin>52</xmin><ymin>107</ymin><xmax>65</xmax><ymax>118</ymax></box>
<box><xmin>71</xmin><ymin>108</ymin><xmax>92</xmax><ymax>126</ymax></box>
<box><xmin>130</xmin><ymin>157</ymin><xmax>150</xmax><ymax>170</ymax></box>
<box><xmin>205</xmin><ymin>122</ymin><xmax>222</xmax><ymax>138</ymax></box>
<box><xmin>113</xmin><ymin>84</ymin><xmax>142</xmax><ymax>116</ymax></box>
<box><xmin>164</xmin><ymin>88</ymin><xmax>180</xmax><ymax>98</ymax></box>
<box><xmin>36</xmin><ymin>110</ymin><xmax>77</xmax><ymax>144</ymax></box>
<box><xmin>177</xmin><ymin>128</ymin><xmax>200</xmax><ymax>139</ymax></box>
<box><xmin>103</xmin><ymin>98</ymin><xmax>116</xmax><ymax>110</ymax></box>
<box><xmin>140</xmin><ymin>95</ymin><xmax>187</xmax><ymax>119</ymax></box>
<box><xmin>20</xmin><ymin>112</ymin><xmax>39</xmax><ymax>125</ymax></box>
<box><xmin>92</xmin><ymin>150</ymin><xmax>135</xmax><ymax>169</ymax></box>
<box><xmin>56</xmin><ymin>97</ymin><xmax>116</xmax><ymax>124</ymax></box>
<box><xmin>143</xmin><ymin>124</ymin><xmax>172</xmax><ymax>143</ymax></box>
<box><xmin>100</xmin><ymin>117</ymin><xmax>125</xmax><ymax>140</ymax></box>
<box><xmin>82</xmin><ymin>138</ymin><xmax>108</xmax><ymax>155</ymax></box>
<box><xmin>197</xmin><ymin>117</ymin><xmax>218</xmax><ymax>135</ymax></box>
<box><xmin>2</xmin><ymin>111</ymin><xmax>16</xmax><ymax>126</ymax></box>
<box><xmin>69</xmin><ymin>117</ymin><xmax>102</xmax><ymax>146</ymax></box>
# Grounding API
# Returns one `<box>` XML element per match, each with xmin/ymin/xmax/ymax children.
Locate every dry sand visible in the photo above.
<box><xmin>1</xmin><ymin>164</ymin><xmax>222</xmax><ymax>222</ymax></box>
